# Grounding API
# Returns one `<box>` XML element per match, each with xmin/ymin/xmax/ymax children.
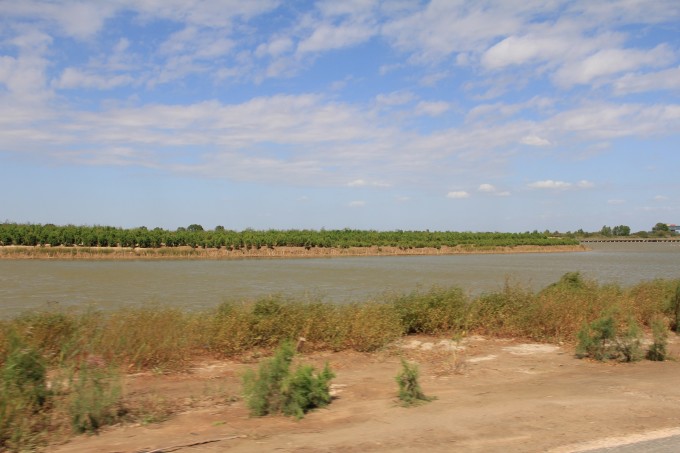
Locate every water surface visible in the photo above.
<box><xmin>1</xmin><ymin>242</ymin><xmax>678</xmax><ymax>317</ymax></box>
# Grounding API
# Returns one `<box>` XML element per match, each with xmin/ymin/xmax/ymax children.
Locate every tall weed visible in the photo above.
<box><xmin>392</xmin><ymin>286</ymin><xmax>468</xmax><ymax>335</ymax></box>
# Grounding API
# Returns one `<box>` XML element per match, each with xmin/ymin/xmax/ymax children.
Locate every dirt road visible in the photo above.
<box><xmin>51</xmin><ymin>335</ymin><xmax>680</xmax><ymax>452</ymax></box>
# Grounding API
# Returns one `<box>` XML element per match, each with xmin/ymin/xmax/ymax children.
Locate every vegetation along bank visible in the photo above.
<box><xmin>2</xmin><ymin>273</ymin><xmax>680</xmax><ymax>450</ymax></box>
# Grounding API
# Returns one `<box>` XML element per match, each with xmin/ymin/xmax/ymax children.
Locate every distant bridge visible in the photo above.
<box><xmin>580</xmin><ymin>238</ymin><xmax>680</xmax><ymax>243</ymax></box>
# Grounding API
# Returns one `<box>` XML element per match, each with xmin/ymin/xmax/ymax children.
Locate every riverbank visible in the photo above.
<box><xmin>2</xmin><ymin>276</ymin><xmax>679</xmax><ymax>451</ymax></box>
<box><xmin>0</xmin><ymin>244</ymin><xmax>587</xmax><ymax>260</ymax></box>
<box><xmin>45</xmin><ymin>334</ymin><xmax>680</xmax><ymax>453</ymax></box>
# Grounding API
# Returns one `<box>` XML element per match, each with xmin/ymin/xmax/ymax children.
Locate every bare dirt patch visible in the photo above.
<box><xmin>51</xmin><ymin>336</ymin><xmax>680</xmax><ymax>453</ymax></box>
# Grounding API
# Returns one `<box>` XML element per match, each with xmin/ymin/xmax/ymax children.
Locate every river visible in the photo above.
<box><xmin>0</xmin><ymin>242</ymin><xmax>678</xmax><ymax>317</ymax></box>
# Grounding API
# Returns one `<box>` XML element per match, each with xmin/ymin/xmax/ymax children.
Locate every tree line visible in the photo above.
<box><xmin>0</xmin><ymin>223</ymin><xmax>579</xmax><ymax>249</ymax></box>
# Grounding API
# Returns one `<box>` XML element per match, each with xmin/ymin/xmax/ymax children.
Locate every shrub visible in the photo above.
<box><xmin>468</xmin><ymin>281</ymin><xmax>536</xmax><ymax>338</ymax></box>
<box><xmin>670</xmin><ymin>283</ymin><xmax>680</xmax><ymax>332</ymax></box>
<box><xmin>0</xmin><ymin>335</ymin><xmax>51</xmax><ymax>450</ymax></box>
<box><xmin>395</xmin><ymin>359</ymin><xmax>434</xmax><ymax>407</ymax></box>
<box><xmin>615</xmin><ymin>319</ymin><xmax>643</xmax><ymax>363</ymax></box>
<box><xmin>242</xmin><ymin>341</ymin><xmax>334</xmax><ymax>419</ymax></box>
<box><xmin>392</xmin><ymin>286</ymin><xmax>468</xmax><ymax>335</ymax></box>
<box><xmin>576</xmin><ymin>316</ymin><xmax>643</xmax><ymax>362</ymax></box>
<box><xmin>575</xmin><ymin>315</ymin><xmax>617</xmax><ymax>361</ymax></box>
<box><xmin>646</xmin><ymin>318</ymin><xmax>669</xmax><ymax>361</ymax></box>
<box><xmin>67</xmin><ymin>361</ymin><xmax>123</xmax><ymax>434</ymax></box>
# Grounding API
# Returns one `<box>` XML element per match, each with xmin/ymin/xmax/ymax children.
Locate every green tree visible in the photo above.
<box><xmin>600</xmin><ymin>226</ymin><xmax>612</xmax><ymax>237</ymax></box>
<box><xmin>187</xmin><ymin>224</ymin><xmax>204</xmax><ymax>232</ymax></box>
<box><xmin>652</xmin><ymin>223</ymin><xmax>669</xmax><ymax>233</ymax></box>
<box><xmin>612</xmin><ymin>225</ymin><xmax>630</xmax><ymax>236</ymax></box>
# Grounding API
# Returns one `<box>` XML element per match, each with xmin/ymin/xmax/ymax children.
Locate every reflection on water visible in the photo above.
<box><xmin>0</xmin><ymin>242</ymin><xmax>678</xmax><ymax>317</ymax></box>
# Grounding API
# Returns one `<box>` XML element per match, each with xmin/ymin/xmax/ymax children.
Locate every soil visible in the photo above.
<box><xmin>50</xmin><ymin>335</ymin><xmax>680</xmax><ymax>453</ymax></box>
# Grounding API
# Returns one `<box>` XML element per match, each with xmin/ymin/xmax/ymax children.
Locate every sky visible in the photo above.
<box><xmin>1</xmin><ymin>0</ymin><xmax>679</xmax><ymax>233</ymax></box>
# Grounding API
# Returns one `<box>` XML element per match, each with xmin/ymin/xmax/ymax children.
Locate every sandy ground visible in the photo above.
<box><xmin>50</xmin><ymin>335</ymin><xmax>680</xmax><ymax>453</ymax></box>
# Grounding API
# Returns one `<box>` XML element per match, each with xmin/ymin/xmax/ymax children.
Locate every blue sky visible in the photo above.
<box><xmin>1</xmin><ymin>0</ymin><xmax>679</xmax><ymax>233</ymax></box>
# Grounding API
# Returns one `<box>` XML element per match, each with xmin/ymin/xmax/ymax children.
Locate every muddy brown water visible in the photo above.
<box><xmin>0</xmin><ymin>242</ymin><xmax>678</xmax><ymax>317</ymax></box>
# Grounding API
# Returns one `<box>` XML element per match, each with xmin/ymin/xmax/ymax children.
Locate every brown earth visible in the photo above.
<box><xmin>0</xmin><ymin>244</ymin><xmax>586</xmax><ymax>260</ymax></box>
<box><xmin>50</xmin><ymin>334</ymin><xmax>680</xmax><ymax>453</ymax></box>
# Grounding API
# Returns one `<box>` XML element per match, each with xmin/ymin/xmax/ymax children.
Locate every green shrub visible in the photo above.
<box><xmin>615</xmin><ymin>319</ymin><xmax>643</xmax><ymax>363</ymax></box>
<box><xmin>670</xmin><ymin>283</ymin><xmax>680</xmax><ymax>332</ymax></box>
<box><xmin>343</xmin><ymin>302</ymin><xmax>403</xmax><ymax>352</ymax></box>
<box><xmin>469</xmin><ymin>281</ymin><xmax>536</xmax><ymax>338</ymax></box>
<box><xmin>646</xmin><ymin>318</ymin><xmax>669</xmax><ymax>361</ymax></box>
<box><xmin>242</xmin><ymin>341</ymin><xmax>334</xmax><ymax>419</ymax></box>
<box><xmin>392</xmin><ymin>286</ymin><xmax>468</xmax><ymax>335</ymax></box>
<box><xmin>0</xmin><ymin>335</ymin><xmax>51</xmax><ymax>450</ymax></box>
<box><xmin>576</xmin><ymin>315</ymin><xmax>617</xmax><ymax>361</ymax></box>
<box><xmin>395</xmin><ymin>359</ymin><xmax>434</xmax><ymax>407</ymax></box>
<box><xmin>576</xmin><ymin>316</ymin><xmax>643</xmax><ymax>362</ymax></box>
<box><xmin>68</xmin><ymin>361</ymin><xmax>123</xmax><ymax>434</ymax></box>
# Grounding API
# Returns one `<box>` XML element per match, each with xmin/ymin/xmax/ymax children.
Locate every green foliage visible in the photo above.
<box><xmin>670</xmin><ymin>283</ymin><xmax>680</xmax><ymax>332</ymax></box>
<box><xmin>0</xmin><ymin>335</ymin><xmax>51</xmax><ymax>450</ymax></box>
<box><xmin>395</xmin><ymin>360</ymin><xmax>434</xmax><ymax>407</ymax></box>
<box><xmin>612</xmin><ymin>225</ymin><xmax>631</xmax><ymax>236</ymax></box>
<box><xmin>575</xmin><ymin>315</ymin><xmax>617</xmax><ymax>361</ymax></box>
<box><xmin>393</xmin><ymin>286</ymin><xmax>468</xmax><ymax>335</ymax></box>
<box><xmin>0</xmin><ymin>222</ymin><xmax>580</xmax><ymax>249</ymax></box>
<box><xmin>615</xmin><ymin>318</ymin><xmax>643</xmax><ymax>363</ymax></box>
<box><xmin>242</xmin><ymin>341</ymin><xmax>334</xmax><ymax>419</ymax></box>
<box><xmin>576</xmin><ymin>316</ymin><xmax>643</xmax><ymax>362</ymax></box>
<box><xmin>652</xmin><ymin>222</ymin><xmax>670</xmax><ymax>233</ymax></box>
<box><xmin>468</xmin><ymin>280</ymin><xmax>536</xmax><ymax>338</ymax></box>
<box><xmin>68</xmin><ymin>361</ymin><xmax>123</xmax><ymax>434</ymax></box>
<box><xmin>646</xmin><ymin>318</ymin><xmax>669</xmax><ymax>361</ymax></box>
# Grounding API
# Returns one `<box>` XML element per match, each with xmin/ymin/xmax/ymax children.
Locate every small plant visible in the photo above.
<box><xmin>646</xmin><ymin>318</ymin><xmax>669</xmax><ymax>361</ymax></box>
<box><xmin>395</xmin><ymin>359</ymin><xmax>434</xmax><ymax>406</ymax></box>
<box><xmin>670</xmin><ymin>283</ymin><xmax>680</xmax><ymax>333</ymax></box>
<box><xmin>242</xmin><ymin>341</ymin><xmax>334</xmax><ymax>419</ymax></box>
<box><xmin>576</xmin><ymin>316</ymin><xmax>644</xmax><ymax>362</ymax></box>
<box><xmin>576</xmin><ymin>315</ymin><xmax>617</xmax><ymax>361</ymax></box>
<box><xmin>0</xmin><ymin>335</ymin><xmax>51</xmax><ymax>450</ymax></box>
<box><xmin>68</xmin><ymin>360</ymin><xmax>123</xmax><ymax>434</ymax></box>
<box><xmin>615</xmin><ymin>318</ymin><xmax>643</xmax><ymax>363</ymax></box>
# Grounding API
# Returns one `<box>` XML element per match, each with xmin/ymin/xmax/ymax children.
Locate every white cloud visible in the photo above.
<box><xmin>255</xmin><ymin>37</ymin><xmax>294</xmax><ymax>58</ymax></box>
<box><xmin>614</xmin><ymin>66</ymin><xmax>680</xmax><ymax>95</ymax></box>
<box><xmin>528</xmin><ymin>180</ymin><xmax>571</xmax><ymax>190</ymax></box>
<box><xmin>482</xmin><ymin>34</ymin><xmax>572</xmax><ymax>70</ymax></box>
<box><xmin>55</xmin><ymin>68</ymin><xmax>134</xmax><ymax>90</ymax></box>
<box><xmin>528</xmin><ymin>180</ymin><xmax>594</xmax><ymax>190</ymax></box>
<box><xmin>415</xmin><ymin>101</ymin><xmax>450</xmax><ymax>117</ymax></box>
<box><xmin>520</xmin><ymin>135</ymin><xmax>551</xmax><ymax>146</ymax></box>
<box><xmin>554</xmin><ymin>45</ymin><xmax>674</xmax><ymax>87</ymax></box>
<box><xmin>446</xmin><ymin>191</ymin><xmax>470</xmax><ymax>199</ymax></box>
<box><xmin>654</xmin><ymin>195</ymin><xmax>669</xmax><ymax>201</ymax></box>
<box><xmin>478</xmin><ymin>183</ymin><xmax>495</xmax><ymax>192</ymax></box>
<box><xmin>375</xmin><ymin>91</ymin><xmax>416</xmax><ymax>106</ymax></box>
<box><xmin>348</xmin><ymin>200</ymin><xmax>366</xmax><ymax>207</ymax></box>
<box><xmin>297</xmin><ymin>22</ymin><xmax>374</xmax><ymax>54</ymax></box>
<box><xmin>608</xmin><ymin>199</ymin><xmax>625</xmax><ymax>205</ymax></box>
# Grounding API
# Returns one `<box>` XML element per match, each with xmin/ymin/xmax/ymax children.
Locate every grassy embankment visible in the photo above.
<box><xmin>1</xmin><ymin>273</ymin><xmax>679</xmax><ymax>450</ymax></box>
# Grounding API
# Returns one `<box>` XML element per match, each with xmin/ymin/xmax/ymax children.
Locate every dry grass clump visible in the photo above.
<box><xmin>204</xmin><ymin>296</ymin><xmax>403</xmax><ymax>356</ymax></box>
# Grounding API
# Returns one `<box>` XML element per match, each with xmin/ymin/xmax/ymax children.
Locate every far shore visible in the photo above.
<box><xmin>0</xmin><ymin>244</ymin><xmax>588</xmax><ymax>260</ymax></box>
